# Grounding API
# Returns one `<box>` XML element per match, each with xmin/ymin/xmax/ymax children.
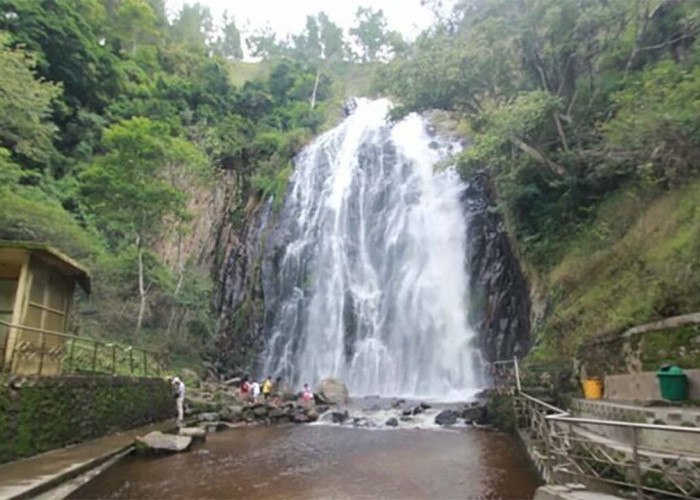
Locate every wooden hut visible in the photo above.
<box><xmin>0</xmin><ymin>242</ymin><xmax>90</xmax><ymax>375</ymax></box>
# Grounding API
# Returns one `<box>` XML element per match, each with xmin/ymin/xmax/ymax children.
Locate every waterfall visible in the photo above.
<box><xmin>261</xmin><ymin>98</ymin><xmax>482</xmax><ymax>399</ymax></box>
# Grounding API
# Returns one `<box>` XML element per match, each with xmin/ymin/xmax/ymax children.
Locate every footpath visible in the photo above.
<box><xmin>0</xmin><ymin>419</ymin><xmax>175</xmax><ymax>500</ymax></box>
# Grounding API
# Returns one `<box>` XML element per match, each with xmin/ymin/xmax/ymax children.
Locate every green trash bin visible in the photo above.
<box><xmin>656</xmin><ymin>365</ymin><xmax>688</xmax><ymax>401</ymax></box>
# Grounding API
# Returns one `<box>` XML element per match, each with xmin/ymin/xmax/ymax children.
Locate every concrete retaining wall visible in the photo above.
<box><xmin>604</xmin><ymin>369</ymin><xmax>700</xmax><ymax>401</ymax></box>
<box><xmin>0</xmin><ymin>375</ymin><xmax>173</xmax><ymax>464</ymax></box>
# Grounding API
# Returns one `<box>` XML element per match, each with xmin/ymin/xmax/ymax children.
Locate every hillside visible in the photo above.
<box><xmin>377</xmin><ymin>0</ymin><xmax>700</xmax><ymax>366</ymax></box>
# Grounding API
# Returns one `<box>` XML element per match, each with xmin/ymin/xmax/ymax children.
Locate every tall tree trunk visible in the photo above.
<box><xmin>135</xmin><ymin>237</ymin><xmax>146</xmax><ymax>335</ymax></box>
<box><xmin>310</xmin><ymin>69</ymin><xmax>321</xmax><ymax>110</ymax></box>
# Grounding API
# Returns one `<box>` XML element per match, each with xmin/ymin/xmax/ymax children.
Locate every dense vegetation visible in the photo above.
<box><xmin>0</xmin><ymin>0</ymin><xmax>368</xmax><ymax>367</ymax></box>
<box><xmin>378</xmin><ymin>0</ymin><xmax>700</xmax><ymax>360</ymax></box>
<box><xmin>3</xmin><ymin>0</ymin><xmax>699</xmax><ymax>370</ymax></box>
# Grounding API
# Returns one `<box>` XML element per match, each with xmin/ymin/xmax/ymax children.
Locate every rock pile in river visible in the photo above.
<box><xmin>434</xmin><ymin>402</ymin><xmax>487</xmax><ymax>426</ymax></box>
<box><xmin>195</xmin><ymin>401</ymin><xmax>323</xmax><ymax>426</ymax></box>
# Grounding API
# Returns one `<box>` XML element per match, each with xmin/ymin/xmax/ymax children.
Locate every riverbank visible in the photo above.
<box><xmin>0</xmin><ymin>420</ymin><xmax>175</xmax><ymax>500</ymax></box>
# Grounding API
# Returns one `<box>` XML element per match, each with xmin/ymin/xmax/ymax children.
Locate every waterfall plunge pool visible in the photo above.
<box><xmin>68</xmin><ymin>423</ymin><xmax>540</xmax><ymax>499</ymax></box>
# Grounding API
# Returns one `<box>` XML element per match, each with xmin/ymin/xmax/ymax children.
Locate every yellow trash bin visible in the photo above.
<box><xmin>582</xmin><ymin>378</ymin><xmax>603</xmax><ymax>399</ymax></box>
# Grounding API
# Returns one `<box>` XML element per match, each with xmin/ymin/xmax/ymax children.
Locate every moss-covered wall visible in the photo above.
<box><xmin>578</xmin><ymin>324</ymin><xmax>700</xmax><ymax>378</ymax></box>
<box><xmin>0</xmin><ymin>375</ymin><xmax>173</xmax><ymax>464</ymax></box>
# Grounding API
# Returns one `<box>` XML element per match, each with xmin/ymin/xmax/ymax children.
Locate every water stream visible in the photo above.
<box><xmin>69</xmin><ymin>424</ymin><xmax>539</xmax><ymax>500</ymax></box>
<box><xmin>262</xmin><ymin>99</ymin><xmax>482</xmax><ymax>399</ymax></box>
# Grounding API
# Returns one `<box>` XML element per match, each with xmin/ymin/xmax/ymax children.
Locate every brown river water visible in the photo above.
<box><xmin>68</xmin><ymin>423</ymin><xmax>540</xmax><ymax>499</ymax></box>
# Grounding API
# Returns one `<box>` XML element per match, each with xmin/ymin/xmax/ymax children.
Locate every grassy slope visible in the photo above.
<box><xmin>227</xmin><ymin>60</ymin><xmax>272</xmax><ymax>87</ymax></box>
<box><xmin>530</xmin><ymin>180</ymin><xmax>700</xmax><ymax>361</ymax></box>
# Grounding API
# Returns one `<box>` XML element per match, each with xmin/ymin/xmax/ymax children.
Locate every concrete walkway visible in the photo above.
<box><xmin>0</xmin><ymin>420</ymin><xmax>175</xmax><ymax>500</ymax></box>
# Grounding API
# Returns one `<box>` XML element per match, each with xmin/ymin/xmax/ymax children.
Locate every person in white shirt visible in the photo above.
<box><xmin>250</xmin><ymin>380</ymin><xmax>261</xmax><ymax>401</ymax></box>
<box><xmin>172</xmin><ymin>377</ymin><xmax>186</xmax><ymax>422</ymax></box>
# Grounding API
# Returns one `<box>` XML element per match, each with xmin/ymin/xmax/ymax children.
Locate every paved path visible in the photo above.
<box><xmin>0</xmin><ymin>420</ymin><xmax>175</xmax><ymax>500</ymax></box>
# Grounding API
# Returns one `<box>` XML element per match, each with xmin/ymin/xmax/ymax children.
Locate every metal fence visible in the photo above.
<box><xmin>0</xmin><ymin>320</ymin><xmax>164</xmax><ymax>377</ymax></box>
<box><xmin>501</xmin><ymin>358</ymin><xmax>700</xmax><ymax>499</ymax></box>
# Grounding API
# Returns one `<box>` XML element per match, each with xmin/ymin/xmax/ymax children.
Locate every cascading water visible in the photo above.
<box><xmin>261</xmin><ymin>98</ymin><xmax>483</xmax><ymax>399</ymax></box>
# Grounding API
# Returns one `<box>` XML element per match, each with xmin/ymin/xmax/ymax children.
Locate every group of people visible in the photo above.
<box><xmin>239</xmin><ymin>376</ymin><xmax>315</xmax><ymax>404</ymax></box>
<box><xmin>239</xmin><ymin>375</ymin><xmax>277</xmax><ymax>402</ymax></box>
<box><xmin>169</xmin><ymin>374</ymin><xmax>318</xmax><ymax>424</ymax></box>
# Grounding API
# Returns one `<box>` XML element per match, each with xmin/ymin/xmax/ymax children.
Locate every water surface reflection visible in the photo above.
<box><xmin>70</xmin><ymin>425</ymin><xmax>539</xmax><ymax>499</ymax></box>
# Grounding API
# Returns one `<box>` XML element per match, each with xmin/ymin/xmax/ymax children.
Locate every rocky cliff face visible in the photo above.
<box><xmin>463</xmin><ymin>170</ymin><xmax>531</xmax><ymax>362</ymax></box>
<box><xmin>211</xmin><ymin>168</ymin><xmax>531</xmax><ymax>377</ymax></box>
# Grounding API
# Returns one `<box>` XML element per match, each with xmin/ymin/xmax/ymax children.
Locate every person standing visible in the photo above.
<box><xmin>239</xmin><ymin>377</ymin><xmax>250</xmax><ymax>401</ymax></box>
<box><xmin>301</xmin><ymin>383</ymin><xmax>313</xmax><ymax>404</ymax></box>
<box><xmin>172</xmin><ymin>377</ymin><xmax>186</xmax><ymax>423</ymax></box>
<box><xmin>262</xmin><ymin>375</ymin><xmax>273</xmax><ymax>400</ymax></box>
<box><xmin>250</xmin><ymin>379</ymin><xmax>261</xmax><ymax>401</ymax></box>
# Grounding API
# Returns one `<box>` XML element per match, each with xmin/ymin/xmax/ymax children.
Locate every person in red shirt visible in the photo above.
<box><xmin>239</xmin><ymin>377</ymin><xmax>250</xmax><ymax>401</ymax></box>
<box><xmin>301</xmin><ymin>383</ymin><xmax>314</xmax><ymax>404</ymax></box>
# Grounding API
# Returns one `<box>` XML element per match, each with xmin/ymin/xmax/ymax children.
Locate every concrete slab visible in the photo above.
<box><xmin>0</xmin><ymin>420</ymin><xmax>175</xmax><ymax>500</ymax></box>
<box><xmin>534</xmin><ymin>485</ymin><xmax>624</xmax><ymax>500</ymax></box>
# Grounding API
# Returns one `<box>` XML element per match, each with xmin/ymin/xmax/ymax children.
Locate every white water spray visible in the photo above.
<box><xmin>262</xmin><ymin>99</ymin><xmax>482</xmax><ymax>399</ymax></box>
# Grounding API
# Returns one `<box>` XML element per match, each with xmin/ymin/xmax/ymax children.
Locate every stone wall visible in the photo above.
<box><xmin>0</xmin><ymin>375</ymin><xmax>173</xmax><ymax>464</ymax></box>
<box><xmin>577</xmin><ymin>315</ymin><xmax>700</xmax><ymax>379</ymax></box>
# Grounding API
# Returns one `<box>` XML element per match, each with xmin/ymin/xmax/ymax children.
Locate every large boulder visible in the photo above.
<box><xmin>330</xmin><ymin>410</ymin><xmax>349</xmax><ymax>424</ymax></box>
<box><xmin>461</xmin><ymin>403</ymin><xmax>487</xmax><ymax>424</ymax></box>
<box><xmin>198</xmin><ymin>412</ymin><xmax>220</xmax><ymax>422</ymax></box>
<box><xmin>220</xmin><ymin>405</ymin><xmax>243</xmax><ymax>423</ymax></box>
<box><xmin>135</xmin><ymin>431</ymin><xmax>192</xmax><ymax>455</ymax></box>
<box><xmin>179</xmin><ymin>427</ymin><xmax>206</xmax><ymax>443</ymax></box>
<box><xmin>251</xmin><ymin>405</ymin><xmax>268</xmax><ymax>418</ymax></box>
<box><xmin>315</xmin><ymin>378</ymin><xmax>349</xmax><ymax>405</ymax></box>
<box><xmin>435</xmin><ymin>409</ymin><xmax>459</xmax><ymax>426</ymax></box>
<box><xmin>291</xmin><ymin>412</ymin><xmax>310</xmax><ymax>423</ymax></box>
<box><xmin>385</xmin><ymin>417</ymin><xmax>399</xmax><ymax>427</ymax></box>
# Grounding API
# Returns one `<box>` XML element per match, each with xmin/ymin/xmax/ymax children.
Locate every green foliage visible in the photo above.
<box><xmin>603</xmin><ymin>59</ymin><xmax>700</xmax><ymax>182</ymax></box>
<box><xmin>350</xmin><ymin>7</ymin><xmax>404</xmax><ymax>62</ymax></box>
<box><xmin>486</xmin><ymin>393</ymin><xmax>516</xmax><ymax>432</ymax></box>
<box><xmin>532</xmin><ymin>180</ymin><xmax>700</xmax><ymax>359</ymax></box>
<box><xmin>0</xmin><ymin>32</ymin><xmax>61</xmax><ymax>164</ymax></box>
<box><xmin>79</xmin><ymin>117</ymin><xmax>205</xmax><ymax>247</ymax></box>
<box><xmin>213</xmin><ymin>12</ymin><xmax>243</xmax><ymax>60</ymax></box>
<box><xmin>0</xmin><ymin>190</ymin><xmax>100</xmax><ymax>259</ymax></box>
<box><xmin>379</xmin><ymin>0</ymin><xmax>700</xmax><ymax>264</ymax></box>
<box><xmin>0</xmin><ymin>0</ymin><xmax>335</xmax><ymax>368</ymax></box>
<box><xmin>378</xmin><ymin>0</ymin><xmax>700</xmax><ymax>364</ymax></box>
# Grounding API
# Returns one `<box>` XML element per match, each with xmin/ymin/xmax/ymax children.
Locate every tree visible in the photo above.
<box><xmin>0</xmin><ymin>0</ymin><xmax>118</xmax><ymax>111</ymax></box>
<box><xmin>111</xmin><ymin>0</ymin><xmax>159</xmax><ymax>55</ymax></box>
<box><xmin>214</xmin><ymin>11</ymin><xmax>243</xmax><ymax>60</ymax></box>
<box><xmin>292</xmin><ymin>15</ymin><xmax>322</xmax><ymax>62</ymax></box>
<box><xmin>79</xmin><ymin>117</ymin><xmax>206</xmax><ymax>334</ymax></box>
<box><xmin>350</xmin><ymin>7</ymin><xmax>390</xmax><ymax>61</ymax></box>
<box><xmin>170</xmin><ymin>2</ymin><xmax>213</xmax><ymax>52</ymax></box>
<box><xmin>246</xmin><ymin>25</ymin><xmax>290</xmax><ymax>59</ymax></box>
<box><xmin>318</xmin><ymin>12</ymin><xmax>346</xmax><ymax>60</ymax></box>
<box><xmin>0</xmin><ymin>32</ymin><xmax>62</xmax><ymax>164</ymax></box>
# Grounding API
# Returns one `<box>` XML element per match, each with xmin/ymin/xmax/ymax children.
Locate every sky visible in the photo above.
<box><xmin>165</xmin><ymin>0</ymin><xmax>440</xmax><ymax>41</ymax></box>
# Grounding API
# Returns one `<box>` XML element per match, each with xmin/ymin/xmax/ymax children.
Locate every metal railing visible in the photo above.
<box><xmin>501</xmin><ymin>358</ymin><xmax>700</xmax><ymax>499</ymax></box>
<box><xmin>0</xmin><ymin>320</ymin><xmax>164</xmax><ymax>377</ymax></box>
